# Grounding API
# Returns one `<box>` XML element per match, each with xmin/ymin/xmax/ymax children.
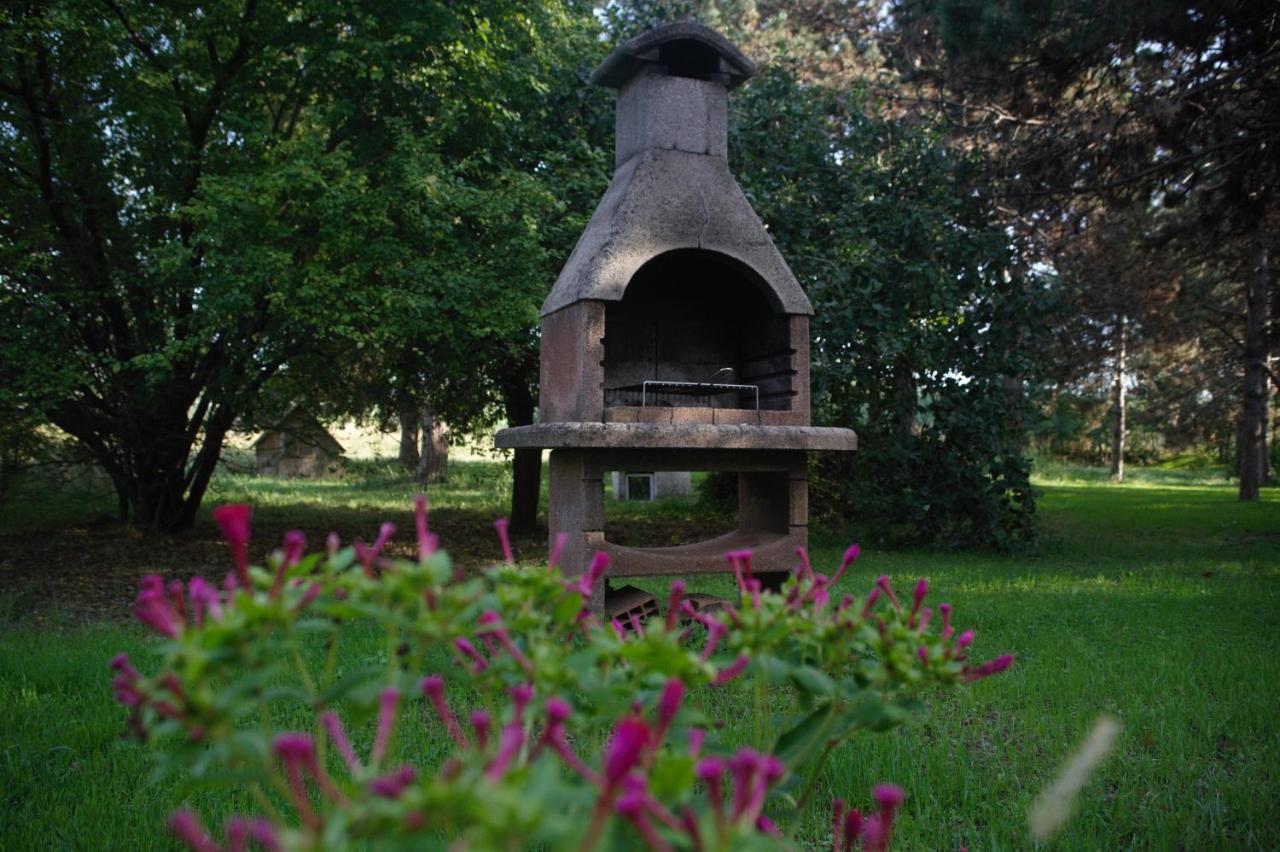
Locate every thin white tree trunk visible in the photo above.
<box><xmin>1110</xmin><ymin>315</ymin><xmax>1127</xmax><ymax>482</ymax></box>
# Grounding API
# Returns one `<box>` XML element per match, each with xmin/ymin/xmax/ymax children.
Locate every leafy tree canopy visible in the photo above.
<box><xmin>0</xmin><ymin>0</ymin><xmax>599</xmax><ymax>529</ymax></box>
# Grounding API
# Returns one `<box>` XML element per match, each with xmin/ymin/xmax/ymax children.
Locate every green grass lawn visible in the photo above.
<box><xmin>1</xmin><ymin>462</ymin><xmax>1277</xmax><ymax>849</ymax></box>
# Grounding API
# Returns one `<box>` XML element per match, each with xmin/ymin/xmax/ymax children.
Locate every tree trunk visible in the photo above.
<box><xmin>500</xmin><ymin>366</ymin><xmax>541</xmax><ymax>535</ymax></box>
<box><xmin>398</xmin><ymin>403</ymin><xmax>420</xmax><ymax>471</ymax></box>
<box><xmin>1110</xmin><ymin>315</ymin><xmax>1127</xmax><ymax>482</ymax></box>
<box><xmin>1239</xmin><ymin>233</ymin><xmax>1270</xmax><ymax>500</ymax></box>
<box><xmin>892</xmin><ymin>356</ymin><xmax>917</xmax><ymax>438</ymax></box>
<box><xmin>416</xmin><ymin>404</ymin><xmax>448</xmax><ymax>484</ymax></box>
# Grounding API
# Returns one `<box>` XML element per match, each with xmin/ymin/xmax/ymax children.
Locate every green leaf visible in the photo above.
<box><xmin>772</xmin><ymin>703</ymin><xmax>835</xmax><ymax>766</ymax></box>
<box><xmin>791</xmin><ymin>665</ymin><xmax>836</xmax><ymax>697</ymax></box>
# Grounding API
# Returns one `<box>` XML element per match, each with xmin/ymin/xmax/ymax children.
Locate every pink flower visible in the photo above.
<box><xmin>546</xmin><ymin>697</ymin><xmax>572</xmax><ymax>723</ymax></box>
<box><xmin>536</xmin><ymin>699</ymin><xmax>598</xmax><ymax>783</ymax></box>
<box><xmin>420</xmin><ymin>675</ymin><xmax>466</xmax><ymax>748</ymax></box>
<box><xmin>726</xmin><ymin>549</ymin><xmax>754</xmax><ymax>594</ymax></box>
<box><xmin>962</xmin><ymin>654</ymin><xmax>1014</xmax><ymax>682</ymax></box>
<box><xmin>756</xmin><ymin>814</ymin><xmax>781</xmax><ymax>836</ymax></box>
<box><xmin>875</xmin><ymin>576</ymin><xmax>901</xmax><ymax>610</ymax></box>
<box><xmin>355</xmin><ymin>522</ymin><xmax>396</xmax><ymax>576</ymax></box>
<box><xmin>282</xmin><ymin>530</ymin><xmax>306</xmax><ymax>567</ymax></box>
<box><xmin>493</xmin><ymin>518</ymin><xmax>514</xmax><ymax>563</ymax></box>
<box><xmin>370</xmin><ymin>766</ymin><xmax>417</xmax><ymax>799</ymax></box>
<box><xmin>134</xmin><ymin>575</ymin><xmax>182</xmax><ymax>638</ymax></box>
<box><xmin>831</xmin><ymin>543</ymin><xmax>861</xmax><ymax>587</ymax></box>
<box><xmin>666</xmin><ymin>580</ymin><xmax>686</xmax><ymax>629</ymax></box>
<box><xmin>615</xmin><ymin>776</ymin><xmax>674</xmax><ymax>851</ymax></box>
<box><xmin>603</xmin><ymin>717</ymin><xmax>651</xmax><ymax>788</ymax></box>
<box><xmin>794</xmin><ymin>546</ymin><xmax>814</xmax><ymax>581</ymax></box>
<box><xmin>294</xmin><ymin>582</ymin><xmax>321</xmax><ymax>613</ymax></box>
<box><xmin>371</xmin><ymin>686</ymin><xmax>399</xmax><ymax>765</ymax></box>
<box><xmin>697</xmin><ymin>756</ymin><xmax>725</xmax><ymax>786</ymax></box>
<box><xmin>510</xmin><ymin>682</ymin><xmax>534</xmax><ymax>721</ymax></box>
<box><xmin>373</xmin><ymin>521</ymin><xmax>396</xmax><ymax>554</ymax></box>
<box><xmin>470</xmin><ymin>711</ymin><xmax>491</xmax><ymax>750</ymax></box>
<box><xmin>688</xmin><ymin>728</ymin><xmax>705</xmax><ymax>758</ymax></box>
<box><xmin>910</xmin><ymin>578</ymin><xmax>928</xmax><ymax>624</ymax></box>
<box><xmin>187</xmin><ymin>577</ymin><xmax>222</xmax><ymax>626</ymax></box>
<box><xmin>956</xmin><ymin>629</ymin><xmax>974</xmax><ymax>650</ymax></box>
<box><xmin>484</xmin><ymin>723</ymin><xmax>525</xmax><ymax>783</ymax></box>
<box><xmin>575</xmin><ymin>552</ymin><xmax>609</xmax><ymax>598</ymax></box>
<box><xmin>212</xmin><ymin>504</ymin><xmax>252</xmax><ymax>587</ymax></box>
<box><xmin>110</xmin><ymin>652</ymin><xmax>140</xmax><ymax>681</ymax></box>
<box><xmin>939</xmin><ymin>602</ymin><xmax>954</xmax><ymax>640</ymax></box>
<box><xmin>843</xmin><ymin>809</ymin><xmax>864</xmax><ymax>852</ymax></box>
<box><xmin>728</xmin><ymin>749</ymin><xmax>759</xmax><ymax>819</ymax></box>
<box><xmin>714</xmin><ymin>654</ymin><xmax>750</xmax><ymax>686</ymax></box>
<box><xmin>873</xmin><ymin>783</ymin><xmax>904</xmax><ymax>810</ymax></box>
<box><xmin>548</xmin><ymin>531</ymin><xmax>568</xmax><ymax>571</ymax></box>
<box><xmin>271</xmin><ymin>530</ymin><xmax>305</xmax><ymax>597</ymax></box>
<box><xmin>167</xmin><ymin>580</ymin><xmax>187</xmax><ymax>623</ymax></box>
<box><xmin>273</xmin><ymin>733</ymin><xmax>320</xmax><ymax>827</ymax></box>
<box><xmin>453</xmin><ymin>636</ymin><xmax>489</xmax><ymax>673</ymax></box>
<box><xmin>863</xmin><ymin>784</ymin><xmax>905</xmax><ymax>852</ymax></box>
<box><xmin>320</xmin><ymin>711</ymin><xmax>362</xmax><ymax>773</ymax></box>
<box><xmin>699</xmin><ymin>618</ymin><xmax>727</xmax><ymax>661</ymax></box>
<box><xmin>413</xmin><ymin>495</ymin><xmax>437</xmax><ymax>560</ymax></box>
<box><xmin>478</xmin><ymin>612</ymin><xmax>533</xmax><ymax>675</ymax></box>
<box><xmin>657</xmin><ymin>678</ymin><xmax>684</xmax><ymax>728</ymax></box>
<box><xmin>246</xmin><ymin>820</ymin><xmax>280</xmax><ymax>852</ymax></box>
<box><xmin>861</xmin><ymin>587</ymin><xmax>882</xmax><ymax>618</ymax></box>
<box><xmin>169</xmin><ymin>808</ymin><xmax>217</xmax><ymax>852</ymax></box>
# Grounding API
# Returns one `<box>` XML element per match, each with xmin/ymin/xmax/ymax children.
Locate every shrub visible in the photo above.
<box><xmin>113</xmin><ymin>499</ymin><xmax>1012</xmax><ymax>850</ymax></box>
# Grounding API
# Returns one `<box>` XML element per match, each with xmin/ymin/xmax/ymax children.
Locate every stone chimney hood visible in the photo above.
<box><xmin>590</xmin><ymin>22</ymin><xmax>756</xmax><ymax>90</ymax></box>
<box><xmin>540</xmin><ymin>22</ymin><xmax>811</xmax><ymax>318</ymax></box>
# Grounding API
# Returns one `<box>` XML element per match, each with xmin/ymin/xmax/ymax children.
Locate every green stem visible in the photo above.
<box><xmin>322</xmin><ymin>628</ymin><xmax>341</xmax><ymax>687</ymax></box>
<box><xmin>292</xmin><ymin>645</ymin><xmax>316</xmax><ymax>699</ymax></box>
<box><xmin>795</xmin><ymin>736</ymin><xmax>838</xmax><ymax>813</ymax></box>
<box><xmin>753</xmin><ymin>670</ymin><xmax>766</xmax><ymax>749</ymax></box>
<box><xmin>249</xmin><ymin>781</ymin><xmax>284</xmax><ymax>822</ymax></box>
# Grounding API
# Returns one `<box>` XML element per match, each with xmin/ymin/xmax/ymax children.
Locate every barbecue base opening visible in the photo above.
<box><xmin>548</xmin><ymin>449</ymin><xmax>807</xmax><ymax>610</ymax></box>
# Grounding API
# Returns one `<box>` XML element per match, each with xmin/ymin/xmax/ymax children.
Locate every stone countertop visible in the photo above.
<box><xmin>493</xmin><ymin>422</ymin><xmax>856</xmax><ymax>452</ymax></box>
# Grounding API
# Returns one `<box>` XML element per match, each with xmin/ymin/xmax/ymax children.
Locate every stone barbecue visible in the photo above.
<box><xmin>495</xmin><ymin>23</ymin><xmax>856</xmax><ymax>608</ymax></box>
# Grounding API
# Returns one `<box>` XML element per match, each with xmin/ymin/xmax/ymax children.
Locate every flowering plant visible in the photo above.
<box><xmin>113</xmin><ymin>498</ymin><xmax>1012</xmax><ymax>851</ymax></box>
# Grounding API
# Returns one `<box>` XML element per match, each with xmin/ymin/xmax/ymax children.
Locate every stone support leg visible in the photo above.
<box><xmin>547</xmin><ymin>449</ymin><xmax>605</xmax><ymax>611</ymax></box>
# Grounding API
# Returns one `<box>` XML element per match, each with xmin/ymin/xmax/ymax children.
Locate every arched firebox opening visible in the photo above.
<box><xmin>602</xmin><ymin>249</ymin><xmax>797</xmax><ymax>412</ymax></box>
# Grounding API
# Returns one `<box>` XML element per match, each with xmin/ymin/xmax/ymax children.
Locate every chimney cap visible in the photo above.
<box><xmin>591</xmin><ymin>22</ymin><xmax>756</xmax><ymax>91</ymax></box>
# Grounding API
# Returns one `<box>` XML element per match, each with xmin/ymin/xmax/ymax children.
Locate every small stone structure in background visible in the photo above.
<box><xmin>253</xmin><ymin>407</ymin><xmax>347</xmax><ymax>478</ymax></box>
<box><xmin>610</xmin><ymin>470</ymin><xmax>693</xmax><ymax>501</ymax></box>
<box><xmin>496</xmin><ymin>23</ymin><xmax>856</xmax><ymax>610</ymax></box>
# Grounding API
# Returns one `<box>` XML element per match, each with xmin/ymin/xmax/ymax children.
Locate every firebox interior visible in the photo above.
<box><xmin>603</xmin><ymin>250</ymin><xmax>796</xmax><ymax>411</ymax></box>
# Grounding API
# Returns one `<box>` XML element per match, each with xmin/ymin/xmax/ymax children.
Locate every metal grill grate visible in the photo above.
<box><xmin>604</xmin><ymin>380</ymin><xmax>760</xmax><ymax>409</ymax></box>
